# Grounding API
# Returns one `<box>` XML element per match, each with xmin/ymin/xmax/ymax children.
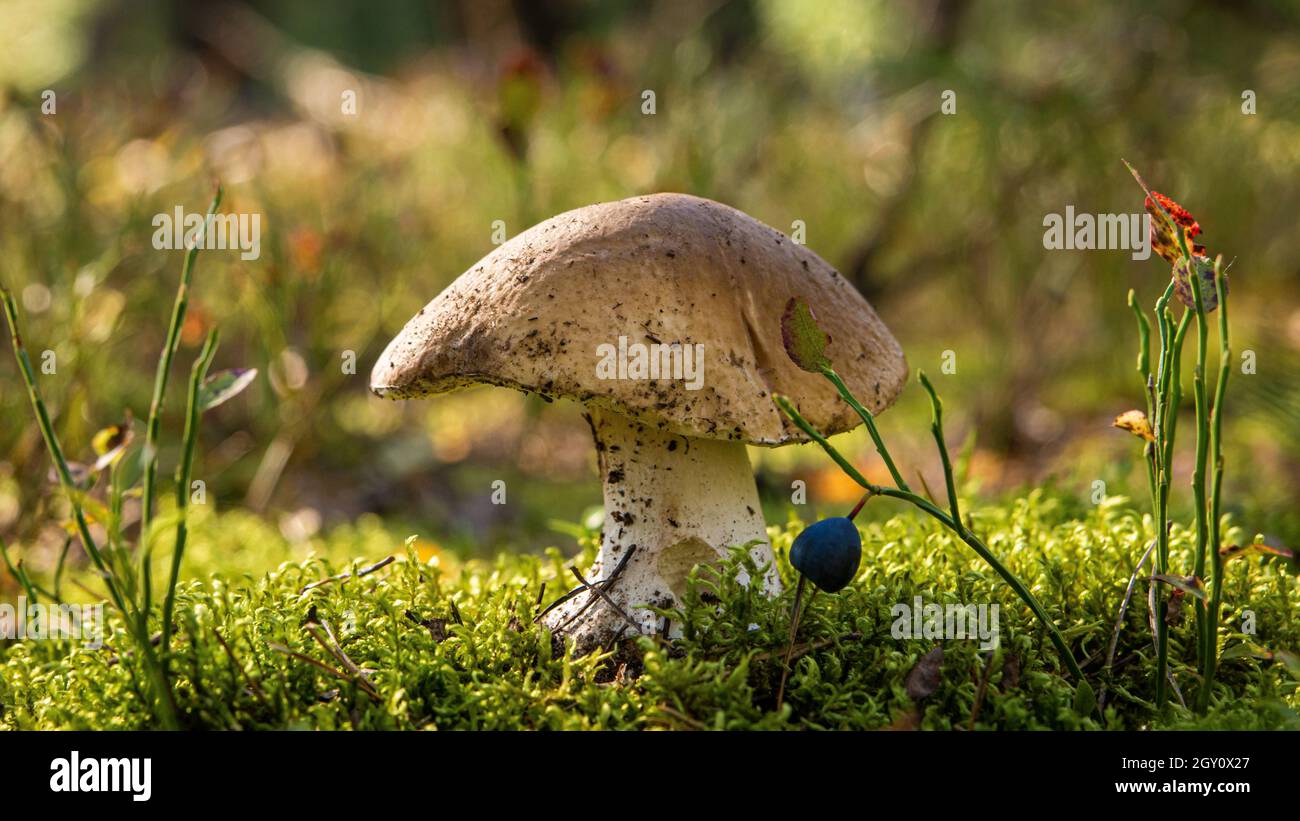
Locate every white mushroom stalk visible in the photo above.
<box><xmin>541</xmin><ymin>407</ymin><xmax>778</xmax><ymax>649</ymax></box>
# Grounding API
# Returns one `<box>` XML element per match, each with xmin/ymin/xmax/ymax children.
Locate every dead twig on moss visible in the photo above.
<box><xmin>540</xmin><ymin>545</ymin><xmax>638</xmax><ymax>631</ymax></box>
<box><xmin>297</xmin><ymin>555</ymin><xmax>395</xmax><ymax>595</ymax></box>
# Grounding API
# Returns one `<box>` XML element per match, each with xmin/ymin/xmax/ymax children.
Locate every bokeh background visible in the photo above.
<box><xmin>2</xmin><ymin>0</ymin><xmax>1299</xmax><ymax>585</ymax></box>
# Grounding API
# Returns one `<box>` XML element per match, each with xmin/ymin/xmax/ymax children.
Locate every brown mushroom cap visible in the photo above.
<box><xmin>370</xmin><ymin>193</ymin><xmax>907</xmax><ymax>445</ymax></box>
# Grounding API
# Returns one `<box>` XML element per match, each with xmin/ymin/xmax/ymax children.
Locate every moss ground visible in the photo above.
<box><xmin>1</xmin><ymin>490</ymin><xmax>1296</xmax><ymax>730</ymax></box>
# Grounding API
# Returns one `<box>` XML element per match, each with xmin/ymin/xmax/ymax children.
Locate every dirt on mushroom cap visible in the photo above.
<box><xmin>370</xmin><ymin>193</ymin><xmax>908</xmax><ymax>445</ymax></box>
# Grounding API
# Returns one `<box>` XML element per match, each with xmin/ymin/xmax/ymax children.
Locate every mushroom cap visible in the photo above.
<box><xmin>370</xmin><ymin>193</ymin><xmax>907</xmax><ymax>445</ymax></box>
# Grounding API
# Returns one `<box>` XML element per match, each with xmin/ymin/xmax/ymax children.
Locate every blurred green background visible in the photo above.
<box><xmin>2</xmin><ymin>0</ymin><xmax>1299</xmax><ymax>584</ymax></box>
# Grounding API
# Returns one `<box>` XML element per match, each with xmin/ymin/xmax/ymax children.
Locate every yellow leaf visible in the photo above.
<box><xmin>1112</xmin><ymin>409</ymin><xmax>1154</xmax><ymax>442</ymax></box>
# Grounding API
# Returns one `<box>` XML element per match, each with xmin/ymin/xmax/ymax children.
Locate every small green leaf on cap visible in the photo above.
<box><xmin>781</xmin><ymin>296</ymin><xmax>830</xmax><ymax>373</ymax></box>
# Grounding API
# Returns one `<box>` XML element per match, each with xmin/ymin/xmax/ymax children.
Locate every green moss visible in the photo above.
<box><xmin>1</xmin><ymin>490</ymin><xmax>1296</xmax><ymax>730</ymax></box>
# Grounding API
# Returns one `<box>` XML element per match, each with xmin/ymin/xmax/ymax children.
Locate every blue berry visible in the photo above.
<box><xmin>789</xmin><ymin>517</ymin><xmax>862</xmax><ymax>593</ymax></box>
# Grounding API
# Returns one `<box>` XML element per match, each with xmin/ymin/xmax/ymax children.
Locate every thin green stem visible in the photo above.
<box><xmin>1198</xmin><ymin>258</ymin><xmax>1230</xmax><ymax>713</ymax></box>
<box><xmin>161</xmin><ymin>328</ymin><xmax>219</xmax><ymax>655</ymax></box>
<box><xmin>1128</xmin><ymin>292</ymin><xmax>1159</xmax><ymax>505</ymax></box>
<box><xmin>2</xmin><ymin>285</ymin><xmax>179</xmax><ymax>728</ymax></box>
<box><xmin>106</xmin><ymin>454</ymin><xmax>136</xmax><ymax>602</ymax></box>
<box><xmin>821</xmin><ymin>367</ymin><xmax>909</xmax><ymax>491</ymax></box>
<box><xmin>1177</xmin><ymin>229</ymin><xmax>1213</xmax><ymax>713</ymax></box>
<box><xmin>1149</xmin><ymin>281</ymin><xmax>1185</xmax><ymax>711</ymax></box>
<box><xmin>774</xmin><ymin>395</ymin><xmax>872</xmax><ymax>489</ymax></box>
<box><xmin>1128</xmin><ymin>289</ymin><xmax>1152</xmax><ymax>387</ymax></box>
<box><xmin>776</xmin><ymin>392</ymin><xmax>1085</xmax><ymax>682</ymax></box>
<box><xmin>917</xmin><ymin>371</ymin><xmax>963</xmax><ymax>536</ymax></box>
<box><xmin>873</xmin><ymin>484</ymin><xmax>1085</xmax><ymax>682</ymax></box>
<box><xmin>2</xmin><ymin>287</ymin><xmax>129</xmax><ymax>617</ymax></box>
<box><xmin>775</xmin><ymin>573</ymin><xmax>808</xmax><ymax>711</ymax></box>
<box><xmin>0</xmin><ymin>536</ymin><xmax>41</xmax><ymax>603</ymax></box>
<box><xmin>53</xmin><ymin>534</ymin><xmax>72</xmax><ymax>602</ymax></box>
<box><xmin>140</xmin><ymin>186</ymin><xmax>222</xmax><ymax>615</ymax></box>
<box><xmin>1164</xmin><ymin>313</ymin><xmax>1191</xmax><ymax>472</ymax></box>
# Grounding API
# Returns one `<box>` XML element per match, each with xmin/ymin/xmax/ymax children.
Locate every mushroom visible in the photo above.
<box><xmin>371</xmin><ymin>193</ymin><xmax>906</xmax><ymax>651</ymax></box>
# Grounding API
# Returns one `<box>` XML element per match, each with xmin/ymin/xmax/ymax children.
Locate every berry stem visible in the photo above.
<box><xmin>775</xmin><ymin>573</ymin><xmax>808</xmax><ymax>712</ymax></box>
<box><xmin>776</xmin><ymin>393</ymin><xmax>1086</xmax><ymax>683</ymax></box>
<box><xmin>848</xmin><ymin>491</ymin><xmax>872</xmax><ymax>521</ymax></box>
<box><xmin>821</xmin><ymin>366</ymin><xmax>909</xmax><ymax>491</ymax></box>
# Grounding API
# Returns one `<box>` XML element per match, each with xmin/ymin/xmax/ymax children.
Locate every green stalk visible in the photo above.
<box><xmin>2</xmin><ymin>285</ymin><xmax>179</xmax><ymax>728</ymax></box>
<box><xmin>0</xmin><ymin>535</ymin><xmax>41</xmax><ymax>603</ymax></box>
<box><xmin>1128</xmin><ymin>292</ymin><xmax>1157</xmax><ymax>504</ymax></box>
<box><xmin>1149</xmin><ymin>283</ymin><xmax>1190</xmax><ymax>711</ymax></box>
<box><xmin>775</xmin><ymin>393</ymin><xmax>1085</xmax><ymax>682</ymax></box>
<box><xmin>1149</xmin><ymin>283</ymin><xmax>1175</xmax><ymax>709</ymax></box>
<box><xmin>2</xmin><ymin>287</ymin><xmax>129</xmax><ymax>616</ymax></box>
<box><xmin>139</xmin><ymin>186</ymin><xmax>222</xmax><ymax>614</ymax></box>
<box><xmin>53</xmin><ymin>534</ymin><xmax>72</xmax><ymax>602</ymax></box>
<box><xmin>1165</xmin><ymin>313</ymin><xmax>1191</xmax><ymax>470</ymax></box>
<box><xmin>917</xmin><ymin>372</ymin><xmax>963</xmax><ymax>535</ymax></box>
<box><xmin>775</xmin><ymin>395</ymin><xmax>873</xmax><ymax>488</ymax></box>
<box><xmin>1128</xmin><ymin>289</ymin><xmax>1152</xmax><ymax>387</ymax></box>
<box><xmin>1179</xmin><ymin>235</ymin><xmax>1212</xmax><ymax>713</ymax></box>
<box><xmin>1198</xmin><ymin>258</ymin><xmax>1230</xmax><ymax>712</ymax></box>
<box><xmin>106</xmin><ymin>453</ymin><xmax>137</xmax><ymax>602</ymax></box>
<box><xmin>161</xmin><ymin>329</ymin><xmax>218</xmax><ymax>654</ymax></box>
<box><xmin>821</xmin><ymin>367</ymin><xmax>909</xmax><ymax>490</ymax></box>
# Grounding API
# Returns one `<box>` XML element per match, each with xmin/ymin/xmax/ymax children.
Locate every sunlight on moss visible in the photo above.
<box><xmin>3</xmin><ymin>494</ymin><xmax>1294</xmax><ymax>730</ymax></box>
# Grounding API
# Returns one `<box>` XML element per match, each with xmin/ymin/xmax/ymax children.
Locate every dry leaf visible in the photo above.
<box><xmin>1113</xmin><ymin>409</ymin><xmax>1155</xmax><ymax>442</ymax></box>
<box><xmin>905</xmin><ymin>646</ymin><xmax>944</xmax><ymax>700</ymax></box>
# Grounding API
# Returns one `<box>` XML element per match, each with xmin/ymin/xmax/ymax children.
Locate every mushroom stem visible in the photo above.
<box><xmin>544</xmin><ymin>406</ymin><xmax>781</xmax><ymax>651</ymax></box>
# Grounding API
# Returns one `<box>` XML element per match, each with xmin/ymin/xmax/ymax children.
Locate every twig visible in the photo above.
<box><xmin>569</xmin><ymin>566</ymin><xmax>641</xmax><ymax>631</ymax></box>
<box><xmin>1100</xmin><ymin>539</ymin><xmax>1156</xmax><ymax>710</ymax></box>
<box><xmin>0</xmin><ymin>536</ymin><xmax>40</xmax><ymax>602</ymax></box>
<box><xmin>651</xmin><ymin>704</ymin><xmax>708</xmax><ymax>730</ymax></box>
<box><xmin>914</xmin><ymin>469</ymin><xmax>938</xmax><ymax>505</ymax></box>
<box><xmin>775</xmin><ymin>574</ymin><xmax>808</xmax><ymax>711</ymax></box>
<box><xmin>968</xmin><ymin>651</ymin><xmax>996</xmax><ymax>730</ymax></box>
<box><xmin>52</xmin><ymin>534</ymin><xmax>72</xmax><ymax>603</ymax></box>
<box><xmin>542</xmin><ymin>545</ymin><xmax>638</xmax><ymax>632</ymax></box>
<box><xmin>297</xmin><ymin>555</ymin><xmax>395</xmax><ymax>595</ymax></box>
<box><xmin>752</xmin><ymin>631</ymin><xmax>861</xmax><ymax>663</ymax></box>
<box><xmin>213</xmin><ymin>627</ymin><xmax>269</xmax><ymax>705</ymax></box>
<box><xmin>268</xmin><ymin>641</ymin><xmax>377</xmax><ymax>699</ymax></box>
<box><xmin>535</xmin><ymin>545</ymin><xmax>636</xmax><ymax>621</ymax></box>
<box><xmin>304</xmin><ymin>622</ymin><xmax>378</xmax><ymax>699</ymax></box>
